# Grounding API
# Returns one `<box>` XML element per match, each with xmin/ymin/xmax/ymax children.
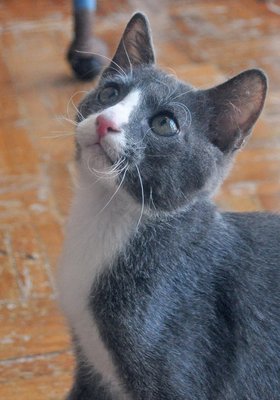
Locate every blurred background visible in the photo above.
<box><xmin>0</xmin><ymin>0</ymin><xmax>280</xmax><ymax>398</ymax></box>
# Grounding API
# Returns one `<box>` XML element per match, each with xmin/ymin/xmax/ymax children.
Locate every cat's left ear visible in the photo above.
<box><xmin>205</xmin><ymin>69</ymin><xmax>267</xmax><ymax>152</ymax></box>
<box><xmin>105</xmin><ymin>13</ymin><xmax>155</xmax><ymax>75</ymax></box>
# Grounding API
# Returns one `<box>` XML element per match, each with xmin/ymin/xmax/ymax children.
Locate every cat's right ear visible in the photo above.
<box><xmin>103</xmin><ymin>13</ymin><xmax>155</xmax><ymax>76</ymax></box>
<box><xmin>205</xmin><ymin>69</ymin><xmax>267</xmax><ymax>153</ymax></box>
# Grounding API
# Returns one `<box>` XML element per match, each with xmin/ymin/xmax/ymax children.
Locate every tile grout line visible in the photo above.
<box><xmin>0</xmin><ymin>348</ymin><xmax>72</xmax><ymax>366</ymax></box>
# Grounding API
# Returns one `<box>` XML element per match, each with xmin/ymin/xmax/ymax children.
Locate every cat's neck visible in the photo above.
<box><xmin>73</xmin><ymin>174</ymin><xmax>216</xmax><ymax>227</ymax></box>
<box><xmin>74</xmin><ymin>174</ymin><xmax>140</xmax><ymax>221</ymax></box>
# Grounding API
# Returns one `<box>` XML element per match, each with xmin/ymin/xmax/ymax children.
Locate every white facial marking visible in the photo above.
<box><xmin>76</xmin><ymin>90</ymin><xmax>141</xmax><ymax>161</ymax></box>
<box><xmin>58</xmin><ymin>89</ymin><xmax>142</xmax><ymax>398</ymax></box>
<box><xmin>100</xmin><ymin>89</ymin><xmax>141</xmax><ymax>128</ymax></box>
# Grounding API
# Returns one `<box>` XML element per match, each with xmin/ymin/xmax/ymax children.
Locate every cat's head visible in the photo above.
<box><xmin>75</xmin><ymin>13</ymin><xmax>267</xmax><ymax>213</ymax></box>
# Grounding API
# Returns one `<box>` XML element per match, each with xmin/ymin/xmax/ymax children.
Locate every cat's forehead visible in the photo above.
<box><xmin>100</xmin><ymin>67</ymin><xmax>194</xmax><ymax>102</ymax></box>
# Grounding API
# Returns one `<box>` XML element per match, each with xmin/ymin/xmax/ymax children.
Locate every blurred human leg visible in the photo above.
<box><xmin>67</xmin><ymin>0</ymin><xmax>107</xmax><ymax>80</ymax></box>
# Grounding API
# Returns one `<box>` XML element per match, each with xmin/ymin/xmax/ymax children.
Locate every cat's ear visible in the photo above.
<box><xmin>105</xmin><ymin>13</ymin><xmax>155</xmax><ymax>75</ymax></box>
<box><xmin>205</xmin><ymin>69</ymin><xmax>267</xmax><ymax>152</ymax></box>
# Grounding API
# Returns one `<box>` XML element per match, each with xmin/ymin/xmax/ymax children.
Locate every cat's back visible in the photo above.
<box><xmin>224</xmin><ymin>210</ymin><xmax>280</xmax><ymax>249</ymax></box>
<box><xmin>220</xmin><ymin>210</ymin><xmax>280</xmax><ymax>323</ymax></box>
<box><xmin>221</xmin><ymin>210</ymin><xmax>280</xmax><ymax>279</ymax></box>
<box><xmin>213</xmin><ymin>211</ymin><xmax>280</xmax><ymax>399</ymax></box>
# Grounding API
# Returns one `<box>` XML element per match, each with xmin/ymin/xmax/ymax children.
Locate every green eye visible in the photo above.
<box><xmin>98</xmin><ymin>85</ymin><xmax>120</xmax><ymax>105</ymax></box>
<box><xmin>150</xmin><ymin>113</ymin><xmax>179</xmax><ymax>136</ymax></box>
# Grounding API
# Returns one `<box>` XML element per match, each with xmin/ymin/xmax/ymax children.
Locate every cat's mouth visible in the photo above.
<box><xmin>86</xmin><ymin>141</ymin><xmax>118</xmax><ymax>165</ymax></box>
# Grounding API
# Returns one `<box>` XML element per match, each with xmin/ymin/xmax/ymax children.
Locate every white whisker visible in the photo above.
<box><xmin>75</xmin><ymin>50</ymin><xmax>128</xmax><ymax>80</ymax></box>
<box><xmin>149</xmin><ymin>186</ymin><xmax>157</xmax><ymax>211</ymax></box>
<box><xmin>130</xmin><ymin>127</ymin><xmax>152</xmax><ymax>148</ymax></box>
<box><xmin>170</xmin><ymin>101</ymin><xmax>192</xmax><ymax>129</ymax></box>
<box><xmin>57</xmin><ymin>115</ymin><xmax>78</xmax><ymax>127</ymax></box>
<box><xmin>171</xmin><ymin>89</ymin><xmax>194</xmax><ymax>102</ymax></box>
<box><xmin>86</xmin><ymin>155</ymin><xmax>128</xmax><ymax>180</ymax></box>
<box><xmin>67</xmin><ymin>90</ymin><xmax>88</xmax><ymax>123</ymax></box>
<box><xmin>153</xmin><ymin>77</ymin><xmax>177</xmax><ymax>104</ymax></box>
<box><xmin>41</xmin><ymin>131</ymin><xmax>75</xmax><ymax>139</ymax></box>
<box><xmin>164</xmin><ymin>67</ymin><xmax>178</xmax><ymax>79</ymax></box>
<box><xmin>122</xmin><ymin>40</ymin><xmax>133</xmax><ymax>78</ymax></box>
<box><xmin>94</xmin><ymin>168</ymin><xmax>128</xmax><ymax>218</ymax></box>
<box><xmin>135</xmin><ymin>165</ymin><xmax>145</xmax><ymax>230</ymax></box>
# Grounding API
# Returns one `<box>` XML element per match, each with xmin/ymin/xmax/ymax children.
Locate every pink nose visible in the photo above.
<box><xmin>96</xmin><ymin>115</ymin><xmax>120</xmax><ymax>138</ymax></box>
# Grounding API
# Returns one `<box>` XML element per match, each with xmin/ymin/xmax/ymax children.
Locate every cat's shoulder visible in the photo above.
<box><xmin>223</xmin><ymin>210</ymin><xmax>280</xmax><ymax>229</ymax></box>
<box><xmin>222</xmin><ymin>210</ymin><xmax>280</xmax><ymax>248</ymax></box>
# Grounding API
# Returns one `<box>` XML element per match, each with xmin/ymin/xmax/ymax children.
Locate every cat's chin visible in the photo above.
<box><xmin>79</xmin><ymin>144</ymin><xmax>126</xmax><ymax>187</ymax></box>
<box><xmin>84</xmin><ymin>143</ymin><xmax>115</xmax><ymax>165</ymax></box>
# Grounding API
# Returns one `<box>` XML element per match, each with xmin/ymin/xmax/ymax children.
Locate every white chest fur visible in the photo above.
<box><xmin>57</xmin><ymin>180</ymin><xmax>137</xmax><ymax>397</ymax></box>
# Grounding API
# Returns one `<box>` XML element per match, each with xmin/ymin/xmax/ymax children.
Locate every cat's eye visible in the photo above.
<box><xmin>150</xmin><ymin>113</ymin><xmax>179</xmax><ymax>137</ymax></box>
<box><xmin>98</xmin><ymin>85</ymin><xmax>120</xmax><ymax>105</ymax></box>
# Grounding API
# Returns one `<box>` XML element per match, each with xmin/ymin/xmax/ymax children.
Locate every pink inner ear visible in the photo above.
<box><xmin>208</xmin><ymin>69</ymin><xmax>267</xmax><ymax>151</ymax></box>
<box><xmin>104</xmin><ymin>13</ymin><xmax>155</xmax><ymax>76</ymax></box>
<box><xmin>235</xmin><ymin>80</ymin><xmax>266</xmax><ymax>128</ymax></box>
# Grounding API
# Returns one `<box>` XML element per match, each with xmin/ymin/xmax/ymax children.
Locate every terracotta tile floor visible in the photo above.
<box><xmin>0</xmin><ymin>0</ymin><xmax>280</xmax><ymax>398</ymax></box>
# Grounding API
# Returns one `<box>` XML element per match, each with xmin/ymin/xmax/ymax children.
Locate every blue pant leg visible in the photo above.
<box><xmin>73</xmin><ymin>0</ymin><xmax>96</xmax><ymax>11</ymax></box>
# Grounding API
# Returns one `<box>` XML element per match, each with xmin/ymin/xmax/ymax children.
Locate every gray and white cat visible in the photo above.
<box><xmin>58</xmin><ymin>13</ymin><xmax>280</xmax><ymax>400</ymax></box>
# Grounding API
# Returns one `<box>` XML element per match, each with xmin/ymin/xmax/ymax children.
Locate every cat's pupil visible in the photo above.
<box><xmin>161</xmin><ymin>117</ymin><xmax>168</xmax><ymax>126</ymax></box>
<box><xmin>151</xmin><ymin>114</ymin><xmax>179</xmax><ymax>136</ymax></box>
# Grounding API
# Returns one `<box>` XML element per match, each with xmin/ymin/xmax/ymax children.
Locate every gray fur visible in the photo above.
<box><xmin>62</xmin><ymin>13</ymin><xmax>280</xmax><ymax>400</ymax></box>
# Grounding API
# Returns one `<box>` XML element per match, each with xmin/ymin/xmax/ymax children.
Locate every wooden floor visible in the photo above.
<box><xmin>0</xmin><ymin>0</ymin><xmax>280</xmax><ymax>398</ymax></box>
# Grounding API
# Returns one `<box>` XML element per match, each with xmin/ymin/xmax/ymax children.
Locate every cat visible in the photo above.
<box><xmin>58</xmin><ymin>12</ymin><xmax>280</xmax><ymax>400</ymax></box>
